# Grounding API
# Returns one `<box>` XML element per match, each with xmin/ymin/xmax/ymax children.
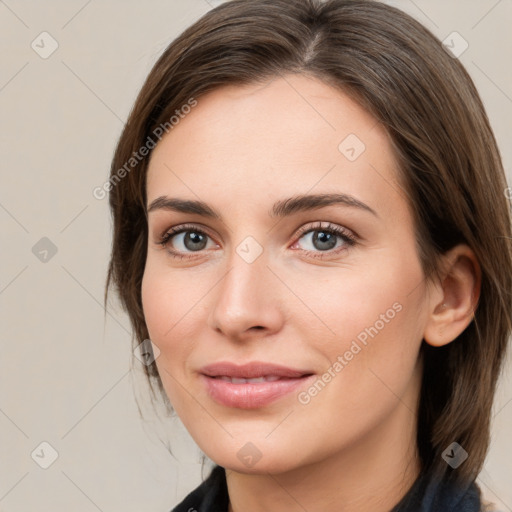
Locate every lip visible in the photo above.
<box><xmin>200</xmin><ymin>361</ymin><xmax>312</xmax><ymax>379</ymax></box>
<box><xmin>199</xmin><ymin>361</ymin><xmax>315</xmax><ymax>409</ymax></box>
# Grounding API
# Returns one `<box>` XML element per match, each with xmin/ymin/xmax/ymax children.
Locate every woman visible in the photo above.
<box><xmin>105</xmin><ymin>0</ymin><xmax>512</xmax><ymax>510</ymax></box>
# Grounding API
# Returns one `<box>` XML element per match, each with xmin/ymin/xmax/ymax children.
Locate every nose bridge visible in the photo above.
<box><xmin>208</xmin><ymin>237</ymin><xmax>282</xmax><ymax>337</ymax></box>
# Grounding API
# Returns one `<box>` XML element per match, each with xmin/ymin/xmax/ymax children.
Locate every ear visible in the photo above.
<box><xmin>423</xmin><ymin>244</ymin><xmax>481</xmax><ymax>347</ymax></box>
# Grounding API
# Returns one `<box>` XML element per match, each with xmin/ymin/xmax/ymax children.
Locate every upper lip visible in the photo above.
<box><xmin>200</xmin><ymin>361</ymin><xmax>313</xmax><ymax>379</ymax></box>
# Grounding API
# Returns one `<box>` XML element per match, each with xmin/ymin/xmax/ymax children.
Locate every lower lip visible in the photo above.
<box><xmin>201</xmin><ymin>374</ymin><xmax>314</xmax><ymax>409</ymax></box>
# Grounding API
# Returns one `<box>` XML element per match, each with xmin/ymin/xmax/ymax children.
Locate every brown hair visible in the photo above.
<box><xmin>105</xmin><ymin>0</ymin><xmax>512</xmax><ymax>485</ymax></box>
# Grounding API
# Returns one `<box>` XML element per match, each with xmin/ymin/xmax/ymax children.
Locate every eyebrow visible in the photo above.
<box><xmin>147</xmin><ymin>193</ymin><xmax>378</xmax><ymax>219</ymax></box>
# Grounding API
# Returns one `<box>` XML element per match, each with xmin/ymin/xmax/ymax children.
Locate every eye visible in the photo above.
<box><xmin>158</xmin><ymin>224</ymin><xmax>217</xmax><ymax>259</ymax></box>
<box><xmin>291</xmin><ymin>221</ymin><xmax>357</xmax><ymax>259</ymax></box>
<box><xmin>157</xmin><ymin>221</ymin><xmax>357</xmax><ymax>260</ymax></box>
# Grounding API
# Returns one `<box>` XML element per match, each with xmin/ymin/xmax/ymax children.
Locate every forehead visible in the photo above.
<box><xmin>146</xmin><ymin>74</ymin><xmax>405</xmax><ymax>222</ymax></box>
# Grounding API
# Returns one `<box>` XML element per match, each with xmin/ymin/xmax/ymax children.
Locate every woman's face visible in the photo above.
<box><xmin>142</xmin><ymin>74</ymin><xmax>431</xmax><ymax>473</ymax></box>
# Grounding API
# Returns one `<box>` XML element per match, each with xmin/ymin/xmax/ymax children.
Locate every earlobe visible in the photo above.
<box><xmin>423</xmin><ymin>245</ymin><xmax>481</xmax><ymax>348</ymax></box>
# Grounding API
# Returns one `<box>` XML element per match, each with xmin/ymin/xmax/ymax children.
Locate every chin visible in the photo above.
<box><xmin>220</xmin><ymin>456</ymin><xmax>298</xmax><ymax>475</ymax></box>
<box><xmin>198</xmin><ymin>439</ymin><xmax>310</xmax><ymax>476</ymax></box>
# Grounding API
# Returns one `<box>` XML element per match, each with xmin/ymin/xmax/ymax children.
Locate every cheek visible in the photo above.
<box><xmin>141</xmin><ymin>262</ymin><xmax>211</xmax><ymax>407</ymax></box>
<box><xmin>141</xmin><ymin>266</ymin><xmax>189</xmax><ymax>372</ymax></box>
<box><xmin>141</xmin><ymin>269</ymin><xmax>184</xmax><ymax>412</ymax></box>
<box><xmin>141</xmin><ymin>273</ymin><xmax>169</xmax><ymax>342</ymax></box>
<box><xmin>141</xmin><ymin>261</ymin><xmax>200</xmax><ymax>341</ymax></box>
<box><xmin>292</xmin><ymin>297</ymin><xmax>424</xmax><ymax>453</ymax></box>
<box><xmin>288</xmin><ymin>254</ymin><xmax>421</xmax><ymax>348</ymax></box>
<box><xmin>290</xmin><ymin>248</ymin><xmax>425</xmax><ymax>385</ymax></box>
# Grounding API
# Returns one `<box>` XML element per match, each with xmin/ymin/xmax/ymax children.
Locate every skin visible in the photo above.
<box><xmin>141</xmin><ymin>74</ymin><xmax>480</xmax><ymax>512</ymax></box>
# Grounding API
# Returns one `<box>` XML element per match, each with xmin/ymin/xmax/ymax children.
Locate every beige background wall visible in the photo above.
<box><xmin>1</xmin><ymin>0</ymin><xmax>511</xmax><ymax>510</ymax></box>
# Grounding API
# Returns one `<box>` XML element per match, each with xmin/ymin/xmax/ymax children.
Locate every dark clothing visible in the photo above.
<box><xmin>172</xmin><ymin>465</ymin><xmax>229</xmax><ymax>512</ymax></box>
<box><xmin>171</xmin><ymin>464</ymin><xmax>481</xmax><ymax>512</ymax></box>
<box><xmin>391</xmin><ymin>469</ymin><xmax>481</xmax><ymax>511</ymax></box>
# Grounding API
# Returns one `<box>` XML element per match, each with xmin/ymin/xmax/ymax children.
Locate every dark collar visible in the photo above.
<box><xmin>391</xmin><ymin>469</ymin><xmax>481</xmax><ymax>512</ymax></box>
<box><xmin>171</xmin><ymin>464</ymin><xmax>481</xmax><ymax>512</ymax></box>
<box><xmin>171</xmin><ymin>465</ymin><xmax>229</xmax><ymax>512</ymax></box>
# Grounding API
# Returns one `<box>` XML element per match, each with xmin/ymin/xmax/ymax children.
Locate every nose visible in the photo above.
<box><xmin>207</xmin><ymin>247</ymin><xmax>285</xmax><ymax>341</ymax></box>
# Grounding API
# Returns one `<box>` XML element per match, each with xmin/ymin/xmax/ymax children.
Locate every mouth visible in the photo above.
<box><xmin>199</xmin><ymin>361</ymin><xmax>315</xmax><ymax>409</ymax></box>
<box><xmin>200</xmin><ymin>361</ymin><xmax>312</xmax><ymax>379</ymax></box>
<box><xmin>213</xmin><ymin>375</ymin><xmax>289</xmax><ymax>383</ymax></box>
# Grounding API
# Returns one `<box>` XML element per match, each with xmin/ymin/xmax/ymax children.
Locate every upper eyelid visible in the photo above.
<box><xmin>159</xmin><ymin>222</ymin><xmax>215</xmax><ymax>240</ymax></box>
<box><xmin>295</xmin><ymin>221</ymin><xmax>350</xmax><ymax>234</ymax></box>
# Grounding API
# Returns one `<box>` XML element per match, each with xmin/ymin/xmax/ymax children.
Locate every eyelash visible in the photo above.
<box><xmin>157</xmin><ymin>221</ymin><xmax>357</xmax><ymax>261</ymax></box>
